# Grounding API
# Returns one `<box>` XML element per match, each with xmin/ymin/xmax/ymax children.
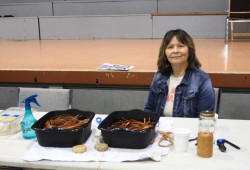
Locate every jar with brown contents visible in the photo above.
<box><xmin>197</xmin><ymin>111</ymin><xmax>215</xmax><ymax>158</ymax></box>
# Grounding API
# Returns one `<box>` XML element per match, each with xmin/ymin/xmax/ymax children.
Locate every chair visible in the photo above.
<box><xmin>226</xmin><ymin>0</ymin><xmax>250</xmax><ymax>40</ymax></box>
<box><xmin>214</xmin><ymin>88</ymin><xmax>221</xmax><ymax>114</ymax></box>
<box><xmin>17</xmin><ymin>87</ymin><xmax>72</xmax><ymax>112</ymax></box>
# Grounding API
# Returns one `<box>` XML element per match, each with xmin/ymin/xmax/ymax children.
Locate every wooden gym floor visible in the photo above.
<box><xmin>0</xmin><ymin>39</ymin><xmax>249</xmax><ymax>88</ymax></box>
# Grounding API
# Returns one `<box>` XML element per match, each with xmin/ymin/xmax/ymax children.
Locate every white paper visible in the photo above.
<box><xmin>23</xmin><ymin>116</ymin><xmax>173</xmax><ymax>162</ymax></box>
<box><xmin>97</xmin><ymin>63</ymin><xmax>134</xmax><ymax>71</ymax></box>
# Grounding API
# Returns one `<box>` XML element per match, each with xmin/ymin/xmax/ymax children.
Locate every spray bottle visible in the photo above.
<box><xmin>20</xmin><ymin>94</ymin><xmax>41</xmax><ymax>139</ymax></box>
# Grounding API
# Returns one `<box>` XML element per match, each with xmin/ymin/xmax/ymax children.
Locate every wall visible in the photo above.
<box><xmin>0</xmin><ymin>2</ymin><xmax>53</xmax><ymax>17</ymax></box>
<box><xmin>0</xmin><ymin>0</ymin><xmax>230</xmax><ymax>40</ymax></box>
<box><xmin>153</xmin><ymin>15</ymin><xmax>226</xmax><ymax>38</ymax></box>
<box><xmin>0</xmin><ymin>17</ymin><xmax>39</xmax><ymax>40</ymax></box>
<box><xmin>0</xmin><ymin>87</ymin><xmax>18</xmax><ymax>109</ymax></box>
<box><xmin>39</xmin><ymin>14</ymin><xmax>153</xmax><ymax>39</ymax></box>
<box><xmin>53</xmin><ymin>0</ymin><xmax>158</xmax><ymax>16</ymax></box>
<box><xmin>219</xmin><ymin>89</ymin><xmax>250</xmax><ymax>120</ymax></box>
<box><xmin>71</xmin><ymin>88</ymin><xmax>149</xmax><ymax>114</ymax></box>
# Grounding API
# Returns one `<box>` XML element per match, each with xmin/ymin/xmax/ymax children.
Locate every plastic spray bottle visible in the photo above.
<box><xmin>20</xmin><ymin>94</ymin><xmax>41</xmax><ymax>139</ymax></box>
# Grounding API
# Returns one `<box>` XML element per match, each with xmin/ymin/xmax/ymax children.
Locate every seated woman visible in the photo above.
<box><xmin>144</xmin><ymin>29</ymin><xmax>215</xmax><ymax>117</ymax></box>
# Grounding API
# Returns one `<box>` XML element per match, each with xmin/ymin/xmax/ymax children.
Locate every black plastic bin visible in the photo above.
<box><xmin>98</xmin><ymin>109</ymin><xmax>160</xmax><ymax>149</ymax></box>
<box><xmin>32</xmin><ymin>109</ymin><xmax>95</xmax><ymax>147</ymax></box>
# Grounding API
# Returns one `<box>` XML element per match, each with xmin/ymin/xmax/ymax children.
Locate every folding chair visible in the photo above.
<box><xmin>17</xmin><ymin>87</ymin><xmax>72</xmax><ymax>112</ymax></box>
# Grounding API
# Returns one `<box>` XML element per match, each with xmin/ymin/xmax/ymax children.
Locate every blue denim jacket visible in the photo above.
<box><xmin>144</xmin><ymin>68</ymin><xmax>215</xmax><ymax>117</ymax></box>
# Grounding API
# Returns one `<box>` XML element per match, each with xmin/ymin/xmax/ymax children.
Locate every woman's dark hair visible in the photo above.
<box><xmin>157</xmin><ymin>29</ymin><xmax>201</xmax><ymax>74</ymax></box>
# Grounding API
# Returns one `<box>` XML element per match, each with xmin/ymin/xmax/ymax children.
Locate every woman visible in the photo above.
<box><xmin>144</xmin><ymin>29</ymin><xmax>215</xmax><ymax>117</ymax></box>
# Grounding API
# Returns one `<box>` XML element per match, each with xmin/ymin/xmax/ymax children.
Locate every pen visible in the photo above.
<box><xmin>224</xmin><ymin>139</ymin><xmax>240</xmax><ymax>150</ymax></box>
<box><xmin>189</xmin><ymin>137</ymin><xmax>197</xmax><ymax>142</ymax></box>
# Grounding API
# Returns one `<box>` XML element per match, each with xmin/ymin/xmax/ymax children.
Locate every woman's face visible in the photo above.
<box><xmin>165</xmin><ymin>36</ymin><xmax>189</xmax><ymax>67</ymax></box>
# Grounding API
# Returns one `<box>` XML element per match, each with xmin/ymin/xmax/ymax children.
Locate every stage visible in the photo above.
<box><xmin>0</xmin><ymin>39</ymin><xmax>249</xmax><ymax>88</ymax></box>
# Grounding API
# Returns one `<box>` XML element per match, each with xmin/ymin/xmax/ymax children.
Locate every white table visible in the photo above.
<box><xmin>1</xmin><ymin>112</ymin><xmax>250</xmax><ymax>170</ymax></box>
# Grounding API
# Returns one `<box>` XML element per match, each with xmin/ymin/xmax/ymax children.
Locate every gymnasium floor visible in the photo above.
<box><xmin>0</xmin><ymin>39</ymin><xmax>249</xmax><ymax>88</ymax></box>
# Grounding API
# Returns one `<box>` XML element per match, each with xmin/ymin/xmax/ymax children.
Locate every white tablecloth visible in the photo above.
<box><xmin>24</xmin><ymin>115</ymin><xmax>173</xmax><ymax>162</ymax></box>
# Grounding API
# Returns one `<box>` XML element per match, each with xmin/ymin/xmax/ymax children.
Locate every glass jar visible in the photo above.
<box><xmin>197</xmin><ymin>110</ymin><xmax>215</xmax><ymax>158</ymax></box>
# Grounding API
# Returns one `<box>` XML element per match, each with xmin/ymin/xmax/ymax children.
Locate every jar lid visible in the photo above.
<box><xmin>200</xmin><ymin>110</ymin><xmax>215</xmax><ymax>118</ymax></box>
